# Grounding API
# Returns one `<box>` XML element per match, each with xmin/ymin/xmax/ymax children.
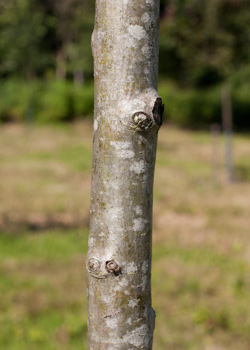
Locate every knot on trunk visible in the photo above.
<box><xmin>130</xmin><ymin>97</ymin><xmax>164</xmax><ymax>132</ymax></box>
<box><xmin>87</xmin><ymin>258</ymin><xmax>121</xmax><ymax>278</ymax></box>
<box><xmin>88</xmin><ymin>258</ymin><xmax>101</xmax><ymax>272</ymax></box>
<box><xmin>131</xmin><ymin>112</ymin><xmax>153</xmax><ymax>131</ymax></box>
<box><xmin>106</xmin><ymin>260</ymin><xmax>120</xmax><ymax>274</ymax></box>
<box><xmin>87</xmin><ymin>258</ymin><xmax>107</xmax><ymax>279</ymax></box>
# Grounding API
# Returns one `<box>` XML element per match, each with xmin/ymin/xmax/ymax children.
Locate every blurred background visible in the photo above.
<box><xmin>1</xmin><ymin>0</ymin><xmax>250</xmax><ymax>349</ymax></box>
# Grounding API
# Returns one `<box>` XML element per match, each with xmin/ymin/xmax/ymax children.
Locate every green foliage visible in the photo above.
<box><xmin>1</xmin><ymin>0</ymin><xmax>250</xmax><ymax>128</ymax></box>
<box><xmin>0</xmin><ymin>0</ymin><xmax>52</xmax><ymax>78</ymax></box>
<box><xmin>37</xmin><ymin>81</ymin><xmax>74</xmax><ymax>122</ymax></box>
<box><xmin>1</xmin><ymin>0</ymin><xmax>250</xmax><ymax>88</ymax></box>
<box><xmin>159</xmin><ymin>0</ymin><xmax>250</xmax><ymax>88</ymax></box>
<box><xmin>159</xmin><ymin>82</ymin><xmax>221</xmax><ymax>128</ymax></box>
<box><xmin>1</xmin><ymin>78</ymin><xmax>250</xmax><ymax>128</ymax></box>
<box><xmin>0</xmin><ymin>80</ymin><xmax>38</xmax><ymax>122</ymax></box>
<box><xmin>159</xmin><ymin>81</ymin><xmax>250</xmax><ymax>128</ymax></box>
<box><xmin>72</xmin><ymin>84</ymin><xmax>95</xmax><ymax>117</ymax></box>
<box><xmin>0</xmin><ymin>80</ymin><xmax>94</xmax><ymax>123</ymax></box>
<box><xmin>0</xmin><ymin>0</ymin><xmax>95</xmax><ymax>80</ymax></box>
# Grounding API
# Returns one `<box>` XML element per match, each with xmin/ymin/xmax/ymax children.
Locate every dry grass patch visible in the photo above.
<box><xmin>1</xmin><ymin>122</ymin><xmax>250</xmax><ymax>350</ymax></box>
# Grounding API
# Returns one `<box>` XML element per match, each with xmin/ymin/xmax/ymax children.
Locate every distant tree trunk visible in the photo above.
<box><xmin>73</xmin><ymin>70</ymin><xmax>84</xmax><ymax>85</ymax></box>
<box><xmin>55</xmin><ymin>49</ymin><xmax>67</xmax><ymax>80</ymax></box>
<box><xmin>86</xmin><ymin>1</ymin><xmax>163</xmax><ymax>349</ymax></box>
<box><xmin>210</xmin><ymin>123</ymin><xmax>221</xmax><ymax>184</ymax></box>
<box><xmin>221</xmin><ymin>84</ymin><xmax>234</xmax><ymax>183</ymax></box>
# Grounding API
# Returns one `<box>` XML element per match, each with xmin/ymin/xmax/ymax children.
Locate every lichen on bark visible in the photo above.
<box><xmin>87</xmin><ymin>0</ymin><xmax>163</xmax><ymax>349</ymax></box>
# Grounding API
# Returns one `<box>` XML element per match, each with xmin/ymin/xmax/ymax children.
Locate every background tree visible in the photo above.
<box><xmin>159</xmin><ymin>0</ymin><xmax>250</xmax><ymax>88</ymax></box>
<box><xmin>1</xmin><ymin>0</ymin><xmax>250</xmax><ymax>127</ymax></box>
<box><xmin>0</xmin><ymin>0</ymin><xmax>50</xmax><ymax>79</ymax></box>
<box><xmin>36</xmin><ymin>0</ymin><xmax>95</xmax><ymax>81</ymax></box>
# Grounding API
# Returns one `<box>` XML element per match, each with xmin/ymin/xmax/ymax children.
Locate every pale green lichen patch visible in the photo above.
<box><xmin>126</xmin><ymin>262</ymin><xmax>138</xmax><ymax>274</ymax></box>
<box><xmin>135</xmin><ymin>205</ymin><xmax>143</xmax><ymax>215</ymax></box>
<box><xmin>133</xmin><ymin>218</ymin><xmax>147</xmax><ymax>231</ymax></box>
<box><xmin>128</xmin><ymin>299</ymin><xmax>139</xmax><ymax>308</ymax></box>
<box><xmin>128</xmin><ymin>25</ymin><xmax>147</xmax><ymax>41</ymax></box>
<box><xmin>93</xmin><ymin>119</ymin><xmax>98</xmax><ymax>131</ymax></box>
<box><xmin>141</xmin><ymin>12</ymin><xmax>150</xmax><ymax>23</ymax></box>
<box><xmin>110</xmin><ymin>141</ymin><xmax>135</xmax><ymax>159</ymax></box>
<box><xmin>123</xmin><ymin>324</ymin><xmax>150</xmax><ymax>347</ymax></box>
<box><xmin>142</xmin><ymin>44</ymin><xmax>151</xmax><ymax>57</ymax></box>
<box><xmin>130</xmin><ymin>161</ymin><xmax>145</xmax><ymax>174</ymax></box>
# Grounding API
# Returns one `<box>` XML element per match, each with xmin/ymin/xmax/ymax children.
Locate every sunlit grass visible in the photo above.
<box><xmin>0</xmin><ymin>229</ymin><xmax>88</xmax><ymax>350</ymax></box>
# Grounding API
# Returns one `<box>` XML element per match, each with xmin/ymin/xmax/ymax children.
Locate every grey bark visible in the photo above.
<box><xmin>86</xmin><ymin>1</ymin><xmax>163</xmax><ymax>349</ymax></box>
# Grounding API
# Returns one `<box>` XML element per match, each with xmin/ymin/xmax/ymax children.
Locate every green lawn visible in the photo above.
<box><xmin>0</xmin><ymin>122</ymin><xmax>250</xmax><ymax>350</ymax></box>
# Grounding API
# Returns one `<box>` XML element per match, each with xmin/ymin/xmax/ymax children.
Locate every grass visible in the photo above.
<box><xmin>0</xmin><ymin>122</ymin><xmax>250</xmax><ymax>349</ymax></box>
<box><xmin>0</xmin><ymin>229</ymin><xmax>88</xmax><ymax>350</ymax></box>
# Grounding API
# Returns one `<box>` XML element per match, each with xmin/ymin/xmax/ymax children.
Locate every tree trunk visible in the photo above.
<box><xmin>221</xmin><ymin>84</ymin><xmax>234</xmax><ymax>183</ymax></box>
<box><xmin>73</xmin><ymin>70</ymin><xmax>84</xmax><ymax>86</ymax></box>
<box><xmin>55</xmin><ymin>49</ymin><xmax>67</xmax><ymax>80</ymax></box>
<box><xmin>86</xmin><ymin>1</ymin><xmax>163</xmax><ymax>349</ymax></box>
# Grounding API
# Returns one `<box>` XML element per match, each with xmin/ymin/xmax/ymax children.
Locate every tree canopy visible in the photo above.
<box><xmin>159</xmin><ymin>0</ymin><xmax>250</xmax><ymax>88</ymax></box>
<box><xmin>1</xmin><ymin>0</ymin><xmax>250</xmax><ymax>128</ymax></box>
<box><xmin>0</xmin><ymin>0</ymin><xmax>95</xmax><ymax>80</ymax></box>
<box><xmin>1</xmin><ymin>0</ymin><xmax>250</xmax><ymax>87</ymax></box>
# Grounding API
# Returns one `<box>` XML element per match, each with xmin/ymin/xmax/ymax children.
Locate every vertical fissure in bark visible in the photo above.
<box><xmin>87</xmin><ymin>0</ymin><xmax>163</xmax><ymax>349</ymax></box>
